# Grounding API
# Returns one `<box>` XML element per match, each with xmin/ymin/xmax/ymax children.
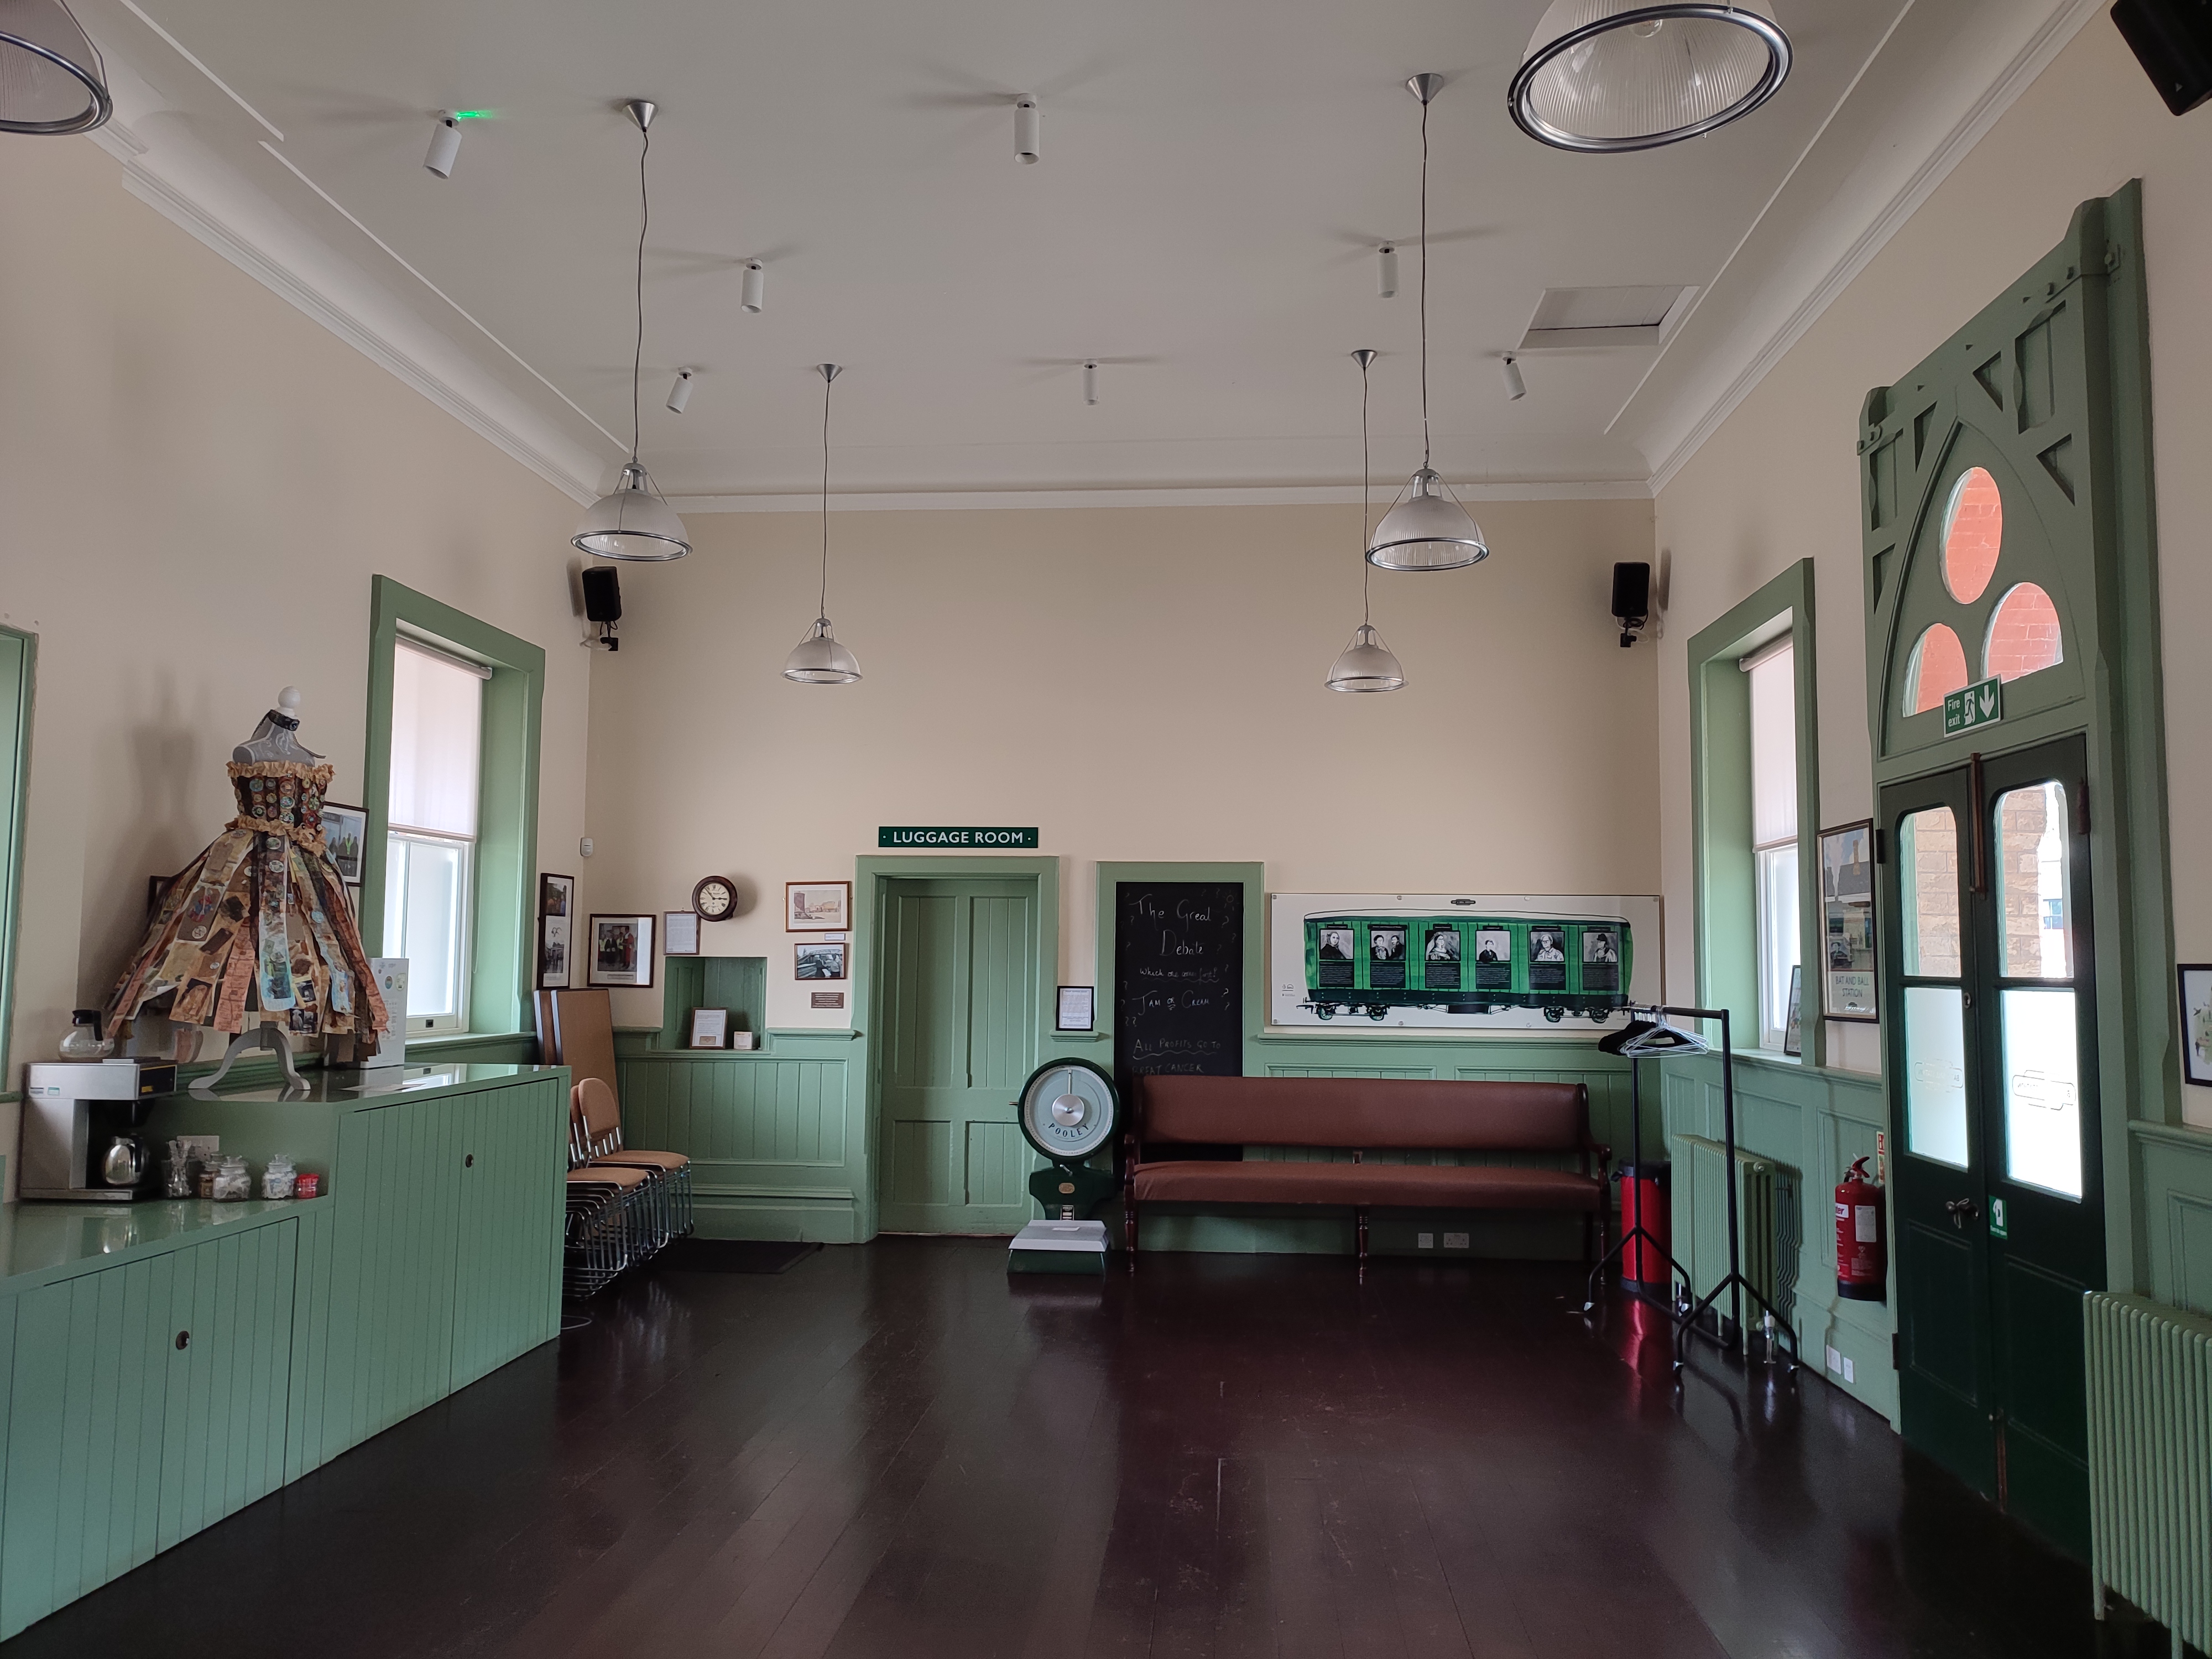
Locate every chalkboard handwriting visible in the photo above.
<box><xmin>1127</xmin><ymin>1036</ymin><xmax>1225</xmax><ymax>1063</ymax></box>
<box><xmin>1133</xmin><ymin>964</ymin><xmax>1223</xmax><ymax>983</ymax></box>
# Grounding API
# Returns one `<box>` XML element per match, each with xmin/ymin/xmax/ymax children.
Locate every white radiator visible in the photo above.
<box><xmin>1672</xmin><ymin>1133</ymin><xmax>1801</xmax><ymax>1329</ymax></box>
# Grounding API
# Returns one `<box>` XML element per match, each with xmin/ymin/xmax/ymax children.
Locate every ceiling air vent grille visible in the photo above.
<box><xmin>1519</xmin><ymin>285</ymin><xmax>1693</xmax><ymax>350</ymax></box>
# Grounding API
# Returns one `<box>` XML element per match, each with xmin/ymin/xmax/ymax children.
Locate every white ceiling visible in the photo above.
<box><xmin>77</xmin><ymin>0</ymin><xmax>2098</xmax><ymax>501</ymax></box>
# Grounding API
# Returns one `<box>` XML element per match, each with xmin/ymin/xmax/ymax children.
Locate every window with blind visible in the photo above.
<box><xmin>384</xmin><ymin>639</ymin><xmax>488</xmax><ymax>1034</ymax></box>
<box><xmin>1746</xmin><ymin>639</ymin><xmax>1800</xmax><ymax>1050</ymax></box>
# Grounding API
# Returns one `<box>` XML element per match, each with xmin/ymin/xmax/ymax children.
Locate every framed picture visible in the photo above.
<box><xmin>787</xmin><ymin>880</ymin><xmax>851</xmax><ymax>932</ymax></box>
<box><xmin>795</xmin><ymin>940</ymin><xmax>847</xmax><ymax>981</ymax></box>
<box><xmin>2179</xmin><ymin>965</ymin><xmax>2212</xmax><ymax>1087</ymax></box>
<box><xmin>1056</xmin><ymin>985</ymin><xmax>1095</xmax><ymax>1032</ymax></box>
<box><xmin>322</xmin><ymin>802</ymin><xmax>368</xmax><ymax>884</ymax></box>
<box><xmin>1784</xmin><ymin>965</ymin><xmax>1804</xmax><ymax>1057</ymax></box>
<box><xmin>1819</xmin><ymin>821</ymin><xmax>1879</xmax><ymax>1021</ymax></box>
<box><xmin>588</xmin><ymin>913</ymin><xmax>656</xmax><ymax>988</ymax></box>
<box><xmin>538</xmin><ymin>873</ymin><xmax>576</xmax><ymax>990</ymax></box>
<box><xmin>688</xmin><ymin>1007</ymin><xmax>729</xmax><ymax>1049</ymax></box>
<box><xmin>664</xmin><ymin>910</ymin><xmax>702</xmax><ymax>957</ymax></box>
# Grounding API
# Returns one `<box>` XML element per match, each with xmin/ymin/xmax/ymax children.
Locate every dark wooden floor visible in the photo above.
<box><xmin>4</xmin><ymin>1239</ymin><xmax>2172</xmax><ymax>1658</ymax></box>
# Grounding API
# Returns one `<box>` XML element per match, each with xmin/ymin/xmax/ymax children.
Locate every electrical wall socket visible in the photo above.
<box><xmin>1416</xmin><ymin>1232</ymin><xmax>1434</xmax><ymax>1249</ymax></box>
<box><xmin>1443</xmin><ymin>1232</ymin><xmax>1469</xmax><ymax>1250</ymax></box>
<box><xmin>1825</xmin><ymin>1344</ymin><xmax>1843</xmax><ymax>1375</ymax></box>
<box><xmin>1843</xmin><ymin>1357</ymin><xmax>1855</xmax><ymax>1383</ymax></box>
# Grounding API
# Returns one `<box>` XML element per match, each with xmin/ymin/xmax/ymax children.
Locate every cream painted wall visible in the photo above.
<box><xmin>0</xmin><ymin>134</ymin><xmax>594</xmax><ymax>1186</ymax></box>
<box><xmin>583</xmin><ymin>498</ymin><xmax>1660</xmax><ymax>1030</ymax></box>
<box><xmin>1653</xmin><ymin>22</ymin><xmax>2212</xmax><ymax>1118</ymax></box>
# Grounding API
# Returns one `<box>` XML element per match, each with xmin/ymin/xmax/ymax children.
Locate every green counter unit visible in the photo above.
<box><xmin>0</xmin><ymin>1062</ymin><xmax>569</xmax><ymax>1640</ymax></box>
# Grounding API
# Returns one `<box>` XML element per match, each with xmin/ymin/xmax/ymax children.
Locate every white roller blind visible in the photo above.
<box><xmin>1747</xmin><ymin>641</ymin><xmax>1797</xmax><ymax>849</ymax></box>
<box><xmin>389</xmin><ymin>640</ymin><xmax>484</xmax><ymax>837</ymax></box>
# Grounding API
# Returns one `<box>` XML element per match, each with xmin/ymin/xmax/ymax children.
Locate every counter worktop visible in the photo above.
<box><xmin>0</xmin><ymin>1194</ymin><xmax>328</xmax><ymax>1295</ymax></box>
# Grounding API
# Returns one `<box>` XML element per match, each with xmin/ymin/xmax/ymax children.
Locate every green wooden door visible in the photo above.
<box><xmin>1883</xmin><ymin>735</ymin><xmax>2103</xmax><ymax>1556</ymax></box>
<box><xmin>875</xmin><ymin>877</ymin><xmax>1040</xmax><ymax>1233</ymax></box>
<box><xmin>450</xmin><ymin>1079</ymin><xmax>566</xmax><ymax>1389</ymax></box>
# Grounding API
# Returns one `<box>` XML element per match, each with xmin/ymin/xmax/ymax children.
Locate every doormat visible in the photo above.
<box><xmin>660</xmin><ymin>1239</ymin><xmax>822</xmax><ymax>1275</ymax></box>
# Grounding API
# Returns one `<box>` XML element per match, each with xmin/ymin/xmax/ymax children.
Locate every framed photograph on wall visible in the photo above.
<box><xmin>787</xmin><ymin>880</ymin><xmax>851</xmax><ymax>931</ymax></box>
<box><xmin>322</xmin><ymin>802</ymin><xmax>368</xmax><ymax>885</ymax></box>
<box><xmin>538</xmin><ymin>873</ymin><xmax>576</xmax><ymax>989</ymax></box>
<box><xmin>588</xmin><ymin>913</ymin><xmax>656</xmax><ymax>988</ymax></box>
<box><xmin>2179</xmin><ymin>964</ymin><xmax>2212</xmax><ymax>1087</ymax></box>
<box><xmin>795</xmin><ymin>940</ymin><xmax>847</xmax><ymax>981</ymax></box>
<box><xmin>1784</xmin><ymin>965</ymin><xmax>1804</xmax><ymax>1057</ymax></box>
<box><xmin>1819</xmin><ymin>821</ymin><xmax>1878</xmax><ymax>1021</ymax></box>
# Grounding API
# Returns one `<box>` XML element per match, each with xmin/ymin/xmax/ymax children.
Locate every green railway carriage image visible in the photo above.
<box><xmin>1301</xmin><ymin>911</ymin><xmax>1631</xmax><ymax>1023</ymax></box>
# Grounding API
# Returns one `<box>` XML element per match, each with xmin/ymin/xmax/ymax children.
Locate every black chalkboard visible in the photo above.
<box><xmin>1114</xmin><ymin>881</ymin><xmax>1243</xmax><ymax>1083</ymax></box>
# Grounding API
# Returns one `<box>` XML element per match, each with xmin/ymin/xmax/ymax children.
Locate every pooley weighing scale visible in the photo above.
<box><xmin>1008</xmin><ymin>1058</ymin><xmax>1118</xmax><ymax>1275</ymax></box>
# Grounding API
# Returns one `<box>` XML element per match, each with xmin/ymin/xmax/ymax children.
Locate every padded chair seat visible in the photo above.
<box><xmin>567</xmin><ymin>1164</ymin><xmax>653</xmax><ymax>1190</ymax></box>
<box><xmin>591</xmin><ymin>1149</ymin><xmax>689</xmax><ymax>1172</ymax></box>
<box><xmin>1129</xmin><ymin>1159</ymin><xmax>1601</xmax><ymax>1212</ymax></box>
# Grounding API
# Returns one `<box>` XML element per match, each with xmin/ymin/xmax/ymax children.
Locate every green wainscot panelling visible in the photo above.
<box><xmin>616</xmin><ymin>1030</ymin><xmax>865</xmax><ymax>1243</ymax></box>
<box><xmin>0</xmin><ymin>1063</ymin><xmax>570</xmax><ymax>1641</ymax></box>
<box><xmin>1661</xmin><ymin>1051</ymin><xmax>1897</xmax><ymax>1424</ymax></box>
<box><xmin>2136</xmin><ymin>1121</ymin><xmax>2212</xmax><ymax>1318</ymax></box>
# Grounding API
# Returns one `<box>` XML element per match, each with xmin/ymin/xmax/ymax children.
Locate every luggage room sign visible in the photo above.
<box><xmin>878</xmin><ymin>826</ymin><xmax>1039</xmax><ymax>848</ymax></box>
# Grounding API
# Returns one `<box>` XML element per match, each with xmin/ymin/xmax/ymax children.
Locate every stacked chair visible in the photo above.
<box><xmin>535</xmin><ymin>989</ymin><xmax>694</xmax><ymax>1298</ymax></box>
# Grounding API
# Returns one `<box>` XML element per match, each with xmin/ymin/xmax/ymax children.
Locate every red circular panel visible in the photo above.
<box><xmin>1943</xmin><ymin>468</ymin><xmax>2002</xmax><ymax>603</ymax></box>
<box><xmin>1985</xmin><ymin>583</ymin><xmax>2063</xmax><ymax>682</ymax></box>
<box><xmin>1909</xmin><ymin>624</ymin><xmax>1969</xmax><ymax>715</ymax></box>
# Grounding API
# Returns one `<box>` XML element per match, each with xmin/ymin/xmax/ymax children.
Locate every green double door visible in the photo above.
<box><xmin>875</xmin><ymin>877</ymin><xmax>1041</xmax><ymax>1233</ymax></box>
<box><xmin>1881</xmin><ymin>734</ymin><xmax>2103</xmax><ymax>1555</ymax></box>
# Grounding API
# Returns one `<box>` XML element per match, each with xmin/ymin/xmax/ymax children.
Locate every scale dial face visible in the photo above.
<box><xmin>1016</xmin><ymin>1058</ymin><xmax>1118</xmax><ymax>1161</ymax></box>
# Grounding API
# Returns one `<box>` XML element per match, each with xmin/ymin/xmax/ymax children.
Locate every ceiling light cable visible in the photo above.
<box><xmin>784</xmin><ymin>365</ymin><xmax>862</xmax><ymax>684</ymax></box>
<box><xmin>1327</xmin><ymin>348</ymin><xmax>1405</xmax><ymax>693</ymax></box>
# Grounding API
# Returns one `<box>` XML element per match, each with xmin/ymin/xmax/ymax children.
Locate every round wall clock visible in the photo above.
<box><xmin>692</xmin><ymin>875</ymin><xmax>739</xmax><ymax>922</ymax></box>
<box><xmin>1016</xmin><ymin>1058</ymin><xmax>1118</xmax><ymax>1162</ymax></box>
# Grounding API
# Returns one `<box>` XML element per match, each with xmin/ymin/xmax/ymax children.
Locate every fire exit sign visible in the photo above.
<box><xmin>1943</xmin><ymin>675</ymin><xmax>2002</xmax><ymax>735</ymax></box>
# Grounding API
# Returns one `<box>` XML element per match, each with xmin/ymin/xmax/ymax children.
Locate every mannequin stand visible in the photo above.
<box><xmin>189</xmin><ymin>1020</ymin><xmax>307</xmax><ymax>1097</ymax></box>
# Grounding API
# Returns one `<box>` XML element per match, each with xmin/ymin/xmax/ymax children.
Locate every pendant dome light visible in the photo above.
<box><xmin>1328</xmin><ymin>351</ymin><xmax>1406</xmax><ymax>694</ymax></box>
<box><xmin>572</xmin><ymin>100</ymin><xmax>692</xmax><ymax>562</ymax></box>
<box><xmin>783</xmin><ymin>365</ymin><xmax>862</xmax><ymax>685</ymax></box>
<box><xmin>1509</xmin><ymin>1</ymin><xmax>1791</xmax><ymax>153</ymax></box>
<box><xmin>1368</xmin><ymin>75</ymin><xmax>1489</xmax><ymax>573</ymax></box>
<box><xmin>0</xmin><ymin>0</ymin><xmax>110</xmax><ymax>133</ymax></box>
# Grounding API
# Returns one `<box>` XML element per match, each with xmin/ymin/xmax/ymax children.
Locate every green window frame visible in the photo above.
<box><xmin>358</xmin><ymin>577</ymin><xmax>542</xmax><ymax>1040</ymax></box>
<box><xmin>1688</xmin><ymin>558</ymin><xmax>1824</xmax><ymax>1063</ymax></box>
<box><xmin>0</xmin><ymin>627</ymin><xmax>33</xmax><ymax>1092</ymax></box>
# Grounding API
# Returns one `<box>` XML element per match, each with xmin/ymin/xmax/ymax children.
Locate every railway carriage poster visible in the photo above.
<box><xmin>1267</xmin><ymin>893</ymin><xmax>1661</xmax><ymax>1031</ymax></box>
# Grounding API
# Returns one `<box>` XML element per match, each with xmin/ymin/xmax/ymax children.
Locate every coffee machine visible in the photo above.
<box><xmin>22</xmin><ymin>1058</ymin><xmax>179</xmax><ymax>1202</ymax></box>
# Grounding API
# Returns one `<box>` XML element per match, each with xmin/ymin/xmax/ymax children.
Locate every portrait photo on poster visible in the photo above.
<box><xmin>787</xmin><ymin>881</ymin><xmax>851</xmax><ymax>931</ymax></box>
<box><xmin>588</xmin><ymin>913</ymin><xmax>656</xmax><ymax>988</ymax></box>
<box><xmin>1267</xmin><ymin>893</ymin><xmax>1661</xmax><ymax>1031</ymax></box>
<box><xmin>795</xmin><ymin>940</ymin><xmax>847</xmax><ymax>981</ymax></box>
<box><xmin>1819</xmin><ymin>821</ymin><xmax>1877</xmax><ymax>1021</ymax></box>
<box><xmin>321</xmin><ymin>803</ymin><xmax>367</xmax><ymax>885</ymax></box>
<box><xmin>2179</xmin><ymin>965</ymin><xmax>2212</xmax><ymax>1087</ymax></box>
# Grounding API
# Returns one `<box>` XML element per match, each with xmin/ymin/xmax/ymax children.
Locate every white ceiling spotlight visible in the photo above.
<box><xmin>666</xmin><ymin>369</ymin><xmax>693</xmax><ymax>413</ymax></box>
<box><xmin>1082</xmin><ymin>361</ymin><xmax>1098</xmax><ymax>406</ymax></box>
<box><xmin>1328</xmin><ymin>350</ymin><xmax>1406</xmax><ymax>695</ymax></box>
<box><xmin>1368</xmin><ymin>74</ymin><xmax>1489</xmax><ymax>574</ymax></box>
<box><xmin>783</xmin><ymin>365</ymin><xmax>863</xmax><ymax>686</ymax></box>
<box><xmin>424</xmin><ymin>115</ymin><xmax>461</xmax><ymax>178</ymax></box>
<box><xmin>0</xmin><ymin>0</ymin><xmax>110</xmax><ymax>133</ymax></box>
<box><xmin>1509</xmin><ymin>1</ymin><xmax>1792</xmax><ymax>153</ymax></box>
<box><xmin>571</xmin><ymin>99</ymin><xmax>692</xmax><ymax>562</ymax></box>
<box><xmin>1376</xmin><ymin>244</ymin><xmax>1398</xmax><ymax>299</ymax></box>
<box><xmin>1502</xmin><ymin>354</ymin><xmax>1527</xmax><ymax>401</ymax></box>
<box><xmin>1014</xmin><ymin>95</ymin><xmax>1039</xmax><ymax>163</ymax></box>
<box><xmin>740</xmin><ymin>259</ymin><xmax>765</xmax><ymax>313</ymax></box>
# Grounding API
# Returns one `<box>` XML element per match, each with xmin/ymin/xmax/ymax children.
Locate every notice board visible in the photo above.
<box><xmin>1112</xmin><ymin>880</ymin><xmax>1244</xmax><ymax>1082</ymax></box>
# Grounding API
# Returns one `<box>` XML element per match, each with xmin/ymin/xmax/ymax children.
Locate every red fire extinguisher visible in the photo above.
<box><xmin>1836</xmin><ymin>1156</ymin><xmax>1887</xmax><ymax>1302</ymax></box>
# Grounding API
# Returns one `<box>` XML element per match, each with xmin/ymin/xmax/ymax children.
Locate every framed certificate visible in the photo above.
<box><xmin>1819</xmin><ymin>821</ymin><xmax>1877</xmax><ymax>1021</ymax></box>
<box><xmin>1056</xmin><ymin>985</ymin><xmax>1095</xmax><ymax>1032</ymax></box>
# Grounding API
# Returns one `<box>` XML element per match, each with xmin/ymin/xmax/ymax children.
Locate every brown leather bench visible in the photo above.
<box><xmin>1121</xmin><ymin>1074</ymin><xmax>1611</xmax><ymax>1262</ymax></box>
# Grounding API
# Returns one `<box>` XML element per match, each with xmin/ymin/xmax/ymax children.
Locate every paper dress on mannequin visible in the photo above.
<box><xmin>105</xmin><ymin>689</ymin><xmax>390</xmax><ymax>1042</ymax></box>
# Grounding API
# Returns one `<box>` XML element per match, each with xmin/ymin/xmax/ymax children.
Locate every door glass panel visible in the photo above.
<box><xmin>1904</xmin><ymin>984</ymin><xmax>1970</xmax><ymax>1169</ymax></box>
<box><xmin>1905</xmin><ymin>625</ymin><xmax>1970</xmax><ymax>716</ymax></box>
<box><xmin>1985</xmin><ymin>583</ymin><xmax>2064</xmax><ymax>683</ymax></box>
<box><xmin>2002</xmin><ymin>987</ymin><xmax>2083</xmax><ymax>1198</ymax></box>
<box><xmin>1995</xmin><ymin>781</ymin><xmax>2070</xmax><ymax>978</ymax></box>
<box><xmin>1898</xmin><ymin>806</ymin><xmax>1962</xmax><ymax>978</ymax></box>
<box><xmin>1942</xmin><ymin>467</ymin><xmax>2003</xmax><ymax>603</ymax></box>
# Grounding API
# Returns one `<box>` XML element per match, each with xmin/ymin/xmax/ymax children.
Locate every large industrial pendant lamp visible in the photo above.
<box><xmin>0</xmin><ymin>0</ymin><xmax>109</xmax><ymax>133</ymax></box>
<box><xmin>783</xmin><ymin>364</ymin><xmax>862</xmax><ymax>685</ymax></box>
<box><xmin>572</xmin><ymin>100</ymin><xmax>691</xmax><ymax>562</ymax></box>
<box><xmin>1368</xmin><ymin>75</ymin><xmax>1488</xmax><ymax>573</ymax></box>
<box><xmin>1327</xmin><ymin>351</ymin><xmax>1405</xmax><ymax>693</ymax></box>
<box><xmin>1509</xmin><ymin>1</ymin><xmax>1791</xmax><ymax>153</ymax></box>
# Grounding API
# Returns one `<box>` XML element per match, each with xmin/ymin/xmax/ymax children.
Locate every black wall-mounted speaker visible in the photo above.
<box><xmin>581</xmin><ymin>566</ymin><xmax>623</xmax><ymax>624</ymax></box>
<box><xmin>1611</xmin><ymin>561</ymin><xmax>1651</xmax><ymax>623</ymax></box>
<box><xmin>2112</xmin><ymin>0</ymin><xmax>2212</xmax><ymax>116</ymax></box>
